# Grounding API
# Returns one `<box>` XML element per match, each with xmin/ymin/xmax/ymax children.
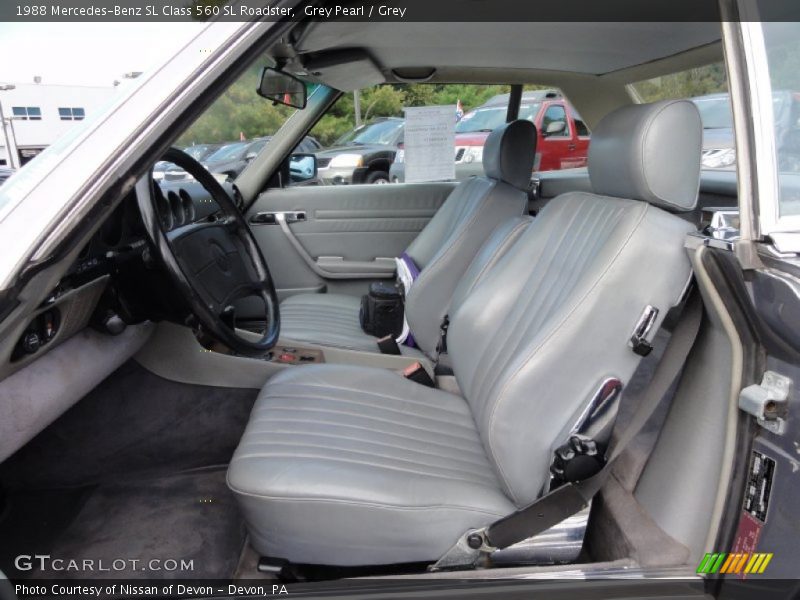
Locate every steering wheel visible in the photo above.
<box><xmin>138</xmin><ymin>147</ymin><xmax>279</xmax><ymax>357</ymax></box>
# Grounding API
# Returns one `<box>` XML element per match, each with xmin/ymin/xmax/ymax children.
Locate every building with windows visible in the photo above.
<box><xmin>0</xmin><ymin>82</ymin><xmax>116</xmax><ymax>167</ymax></box>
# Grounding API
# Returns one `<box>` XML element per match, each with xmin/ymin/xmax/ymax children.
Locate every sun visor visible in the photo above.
<box><xmin>303</xmin><ymin>50</ymin><xmax>384</xmax><ymax>92</ymax></box>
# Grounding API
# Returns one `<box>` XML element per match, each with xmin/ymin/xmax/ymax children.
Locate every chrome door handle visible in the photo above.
<box><xmin>250</xmin><ymin>211</ymin><xmax>306</xmax><ymax>225</ymax></box>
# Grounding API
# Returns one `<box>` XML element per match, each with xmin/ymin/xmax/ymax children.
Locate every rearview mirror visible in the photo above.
<box><xmin>257</xmin><ymin>67</ymin><xmax>307</xmax><ymax>109</ymax></box>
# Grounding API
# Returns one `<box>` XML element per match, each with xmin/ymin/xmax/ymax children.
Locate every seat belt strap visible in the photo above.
<box><xmin>485</xmin><ymin>292</ymin><xmax>702</xmax><ymax>550</ymax></box>
<box><xmin>395</xmin><ymin>252</ymin><xmax>420</xmax><ymax>347</ymax></box>
<box><xmin>433</xmin><ymin>314</ymin><xmax>450</xmax><ymax>363</ymax></box>
<box><xmin>431</xmin><ymin>291</ymin><xmax>702</xmax><ymax>570</ymax></box>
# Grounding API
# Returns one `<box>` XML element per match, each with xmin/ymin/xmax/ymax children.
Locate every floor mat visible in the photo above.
<box><xmin>2</xmin><ymin>469</ymin><xmax>245</xmax><ymax>580</ymax></box>
<box><xmin>0</xmin><ymin>360</ymin><xmax>258</xmax><ymax>490</ymax></box>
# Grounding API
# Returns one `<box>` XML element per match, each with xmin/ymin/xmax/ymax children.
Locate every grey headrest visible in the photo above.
<box><xmin>588</xmin><ymin>100</ymin><xmax>701</xmax><ymax>212</ymax></box>
<box><xmin>483</xmin><ymin>120</ymin><xmax>537</xmax><ymax>190</ymax></box>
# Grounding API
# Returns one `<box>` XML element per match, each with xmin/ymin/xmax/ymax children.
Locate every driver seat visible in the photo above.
<box><xmin>227</xmin><ymin>100</ymin><xmax>701</xmax><ymax>566</ymax></box>
<box><xmin>278</xmin><ymin>119</ymin><xmax>537</xmax><ymax>356</ymax></box>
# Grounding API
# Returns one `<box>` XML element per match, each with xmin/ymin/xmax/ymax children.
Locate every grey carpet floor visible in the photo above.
<box><xmin>4</xmin><ymin>468</ymin><xmax>245</xmax><ymax>580</ymax></box>
<box><xmin>0</xmin><ymin>360</ymin><xmax>257</xmax><ymax>581</ymax></box>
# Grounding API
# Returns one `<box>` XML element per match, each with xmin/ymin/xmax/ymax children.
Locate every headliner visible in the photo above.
<box><xmin>292</xmin><ymin>21</ymin><xmax>723</xmax><ymax>82</ymax></box>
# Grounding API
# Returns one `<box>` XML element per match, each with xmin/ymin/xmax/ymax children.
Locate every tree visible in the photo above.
<box><xmin>361</xmin><ymin>85</ymin><xmax>406</xmax><ymax>121</ymax></box>
<box><xmin>633</xmin><ymin>62</ymin><xmax>728</xmax><ymax>102</ymax></box>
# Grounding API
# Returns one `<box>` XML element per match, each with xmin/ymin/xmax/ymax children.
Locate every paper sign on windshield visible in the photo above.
<box><xmin>403</xmin><ymin>106</ymin><xmax>456</xmax><ymax>183</ymax></box>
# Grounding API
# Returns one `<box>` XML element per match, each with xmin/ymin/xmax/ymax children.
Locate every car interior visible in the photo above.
<box><xmin>0</xmin><ymin>18</ymin><xmax>752</xmax><ymax>583</ymax></box>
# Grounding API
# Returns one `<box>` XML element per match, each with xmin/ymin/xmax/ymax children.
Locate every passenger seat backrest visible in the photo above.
<box><xmin>447</xmin><ymin>100</ymin><xmax>702</xmax><ymax>506</ymax></box>
<box><xmin>404</xmin><ymin>120</ymin><xmax>537</xmax><ymax>355</ymax></box>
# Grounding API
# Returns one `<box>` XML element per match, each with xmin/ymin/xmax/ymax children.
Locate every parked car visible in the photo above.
<box><xmin>691</xmin><ymin>93</ymin><xmax>736</xmax><ymax>170</ymax></box>
<box><xmin>390</xmin><ymin>90</ymin><xmax>590</xmax><ymax>182</ymax></box>
<box><xmin>200</xmin><ymin>135</ymin><xmax>321</xmax><ymax>181</ymax></box>
<box><xmin>0</xmin><ymin>167</ymin><xmax>14</xmax><ymax>187</ymax></box>
<box><xmin>692</xmin><ymin>91</ymin><xmax>800</xmax><ymax>172</ymax></box>
<box><xmin>316</xmin><ymin>117</ymin><xmax>404</xmax><ymax>184</ymax></box>
<box><xmin>153</xmin><ymin>143</ymin><xmax>223</xmax><ymax>181</ymax></box>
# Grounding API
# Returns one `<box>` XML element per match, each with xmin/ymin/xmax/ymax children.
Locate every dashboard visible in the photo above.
<box><xmin>0</xmin><ymin>158</ymin><xmax>250</xmax><ymax>463</ymax></box>
<box><xmin>5</xmin><ymin>177</ymin><xmax>238</xmax><ymax>375</ymax></box>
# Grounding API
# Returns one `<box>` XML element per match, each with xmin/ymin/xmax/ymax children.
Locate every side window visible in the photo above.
<box><xmin>629</xmin><ymin>63</ymin><xmax>731</xmax><ymax>172</ymax></box>
<box><xmin>541</xmin><ymin>105</ymin><xmax>570</xmax><ymax>138</ymax></box>
<box><xmin>58</xmin><ymin>107</ymin><xmax>85</xmax><ymax>121</ymax></box>
<box><xmin>574</xmin><ymin>118</ymin><xmax>590</xmax><ymax>137</ymax></box>
<box><xmin>761</xmin><ymin>21</ymin><xmax>800</xmax><ymax>221</ymax></box>
<box><xmin>309</xmin><ymin>83</ymin><xmax>509</xmax><ymax>185</ymax></box>
<box><xmin>12</xmin><ymin>106</ymin><xmax>42</xmax><ymax>121</ymax></box>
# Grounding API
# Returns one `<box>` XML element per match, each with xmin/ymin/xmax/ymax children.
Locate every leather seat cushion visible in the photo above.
<box><xmin>227</xmin><ymin>364</ymin><xmax>514</xmax><ymax>565</ymax></box>
<box><xmin>279</xmin><ymin>293</ymin><xmax>378</xmax><ymax>352</ymax></box>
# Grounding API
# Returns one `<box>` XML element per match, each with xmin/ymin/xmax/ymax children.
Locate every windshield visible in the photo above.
<box><xmin>205</xmin><ymin>142</ymin><xmax>247</xmax><ymax>163</ymax></box>
<box><xmin>183</xmin><ymin>145</ymin><xmax>213</xmax><ymax>160</ymax></box>
<box><xmin>692</xmin><ymin>97</ymin><xmax>734</xmax><ymax>129</ymax></box>
<box><xmin>248</xmin><ymin>139</ymin><xmax>268</xmax><ymax>154</ymax></box>
<box><xmin>335</xmin><ymin>120</ymin><xmax>403</xmax><ymax>146</ymax></box>
<box><xmin>456</xmin><ymin>103</ymin><xmax>540</xmax><ymax>133</ymax></box>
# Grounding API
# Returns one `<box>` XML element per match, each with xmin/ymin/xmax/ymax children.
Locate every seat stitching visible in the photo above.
<box><xmin>246</xmin><ymin>420</ymin><xmax>488</xmax><ymax>458</ymax></box>
<box><xmin>258</xmin><ymin>395</ymin><xmax>477</xmax><ymax>430</ymax></box>
<box><xmin>263</xmin><ymin>381</ymin><xmax>472</xmax><ymax>418</ymax></box>
<box><xmin>244</xmin><ymin>432</ymin><xmax>492</xmax><ymax>471</ymax></box>
<box><xmin>253</xmin><ymin>404</ymin><xmax>479</xmax><ymax>441</ymax></box>
<box><xmin>227</xmin><ymin>484</ymin><xmax>509</xmax><ymax>517</ymax></box>
<box><xmin>471</xmin><ymin>203</ymin><xmax>582</xmax><ymax>396</ymax></box>
<box><xmin>486</xmin><ymin>198</ymin><xmax>648</xmax><ymax>502</ymax></box>
<box><xmin>239</xmin><ymin>438</ymin><xmax>495</xmax><ymax>475</ymax></box>
<box><xmin>233</xmin><ymin>451</ymin><xmax>499</xmax><ymax>485</ymax></box>
<box><xmin>247</xmin><ymin>415</ymin><xmax>483</xmax><ymax>448</ymax></box>
<box><xmin>458</xmin><ymin>219</ymin><xmax>531</xmax><ymax>301</ymax></box>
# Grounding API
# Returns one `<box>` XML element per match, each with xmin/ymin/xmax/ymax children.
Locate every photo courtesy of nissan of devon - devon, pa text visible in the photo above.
<box><xmin>1</xmin><ymin>1</ymin><xmax>800</xmax><ymax>599</ymax></box>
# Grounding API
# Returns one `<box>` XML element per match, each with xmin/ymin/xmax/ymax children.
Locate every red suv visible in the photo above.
<box><xmin>390</xmin><ymin>90</ymin><xmax>590</xmax><ymax>182</ymax></box>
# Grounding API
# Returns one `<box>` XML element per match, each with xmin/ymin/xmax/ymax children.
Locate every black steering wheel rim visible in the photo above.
<box><xmin>139</xmin><ymin>147</ymin><xmax>279</xmax><ymax>356</ymax></box>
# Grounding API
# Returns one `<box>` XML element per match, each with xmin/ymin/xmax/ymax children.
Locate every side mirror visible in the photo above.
<box><xmin>544</xmin><ymin>120</ymin><xmax>567</xmax><ymax>136</ymax></box>
<box><xmin>245</xmin><ymin>152</ymin><xmax>257</xmax><ymax>161</ymax></box>
<box><xmin>289</xmin><ymin>153</ymin><xmax>318</xmax><ymax>184</ymax></box>
<box><xmin>257</xmin><ymin>67</ymin><xmax>307</xmax><ymax>109</ymax></box>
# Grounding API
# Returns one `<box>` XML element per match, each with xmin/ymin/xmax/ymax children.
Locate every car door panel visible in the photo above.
<box><xmin>705</xmin><ymin>248</ymin><xmax>800</xmax><ymax>584</ymax></box>
<box><xmin>245</xmin><ymin>182</ymin><xmax>455</xmax><ymax>300</ymax></box>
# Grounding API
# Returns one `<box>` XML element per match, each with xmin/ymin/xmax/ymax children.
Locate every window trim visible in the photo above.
<box><xmin>726</xmin><ymin>8</ymin><xmax>800</xmax><ymax>250</ymax></box>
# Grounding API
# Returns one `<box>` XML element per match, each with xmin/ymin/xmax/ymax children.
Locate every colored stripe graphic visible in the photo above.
<box><xmin>720</xmin><ymin>554</ymin><xmax>736</xmax><ymax>573</ymax></box>
<box><xmin>698</xmin><ymin>553</ymin><xmax>774</xmax><ymax>574</ymax></box>
<box><xmin>711</xmin><ymin>553</ymin><xmax>726</xmax><ymax>573</ymax></box>
<box><xmin>734</xmin><ymin>553</ymin><xmax>749</xmax><ymax>573</ymax></box>
<box><xmin>697</xmin><ymin>554</ymin><xmax>715</xmax><ymax>574</ymax></box>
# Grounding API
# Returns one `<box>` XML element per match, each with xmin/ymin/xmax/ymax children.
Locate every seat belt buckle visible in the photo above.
<box><xmin>629</xmin><ymin>305</ymin><xmax>659</xmax><ymax>357</ymax></box>
<box><xmin>403</xmin><ymin>361</ymin><xmax>435</xmax><ymax>387</ymax></box>
<box><xmin>549</xmin><ymin>435</ymin><xmax>606</xmax><ymax>489</ymax></box>
<box><xmin>435</xmin><ymin>315</ymin><xmax>450</xmax><ymax>356</ymax></box>
<box><xmin>377</xmin><ymin>334</ymin><xmax>402</xmax><ymax>355</ymax></box>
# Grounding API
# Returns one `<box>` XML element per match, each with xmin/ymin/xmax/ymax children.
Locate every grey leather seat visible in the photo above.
<box><xmin>279</xmin><ymin>119</ymin><xmax>537</xmax><ymax>355</ymax></box>
<box><xmin>228</xmin><ymin>100</ymin><xmax>702</xmax><ymax>566</ymax></box>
